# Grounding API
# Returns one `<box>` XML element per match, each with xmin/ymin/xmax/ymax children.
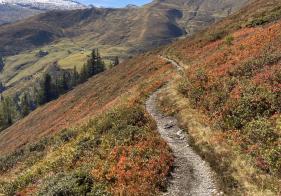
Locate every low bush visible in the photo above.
<box><xmin>221</xmin><ymin>85</ymin><xmax>276</xmax><ymax>130</ymax></box>
<box><xmin>242</xmin><ymin>118</ymin><xmax>277</xmax><ymax>145</ymax></box>
<box><xmin>246</xmin><ymin>6</ymin><xmax>281</xmax><ymax>27</ymax></box>
<box><xmin>225</xmin><ymin>35</ymin><xmax>234</xmax><ymax>46</ymax></box>
<box><xmin>207</xmin><ymin>31</ymin><xmax>226</xmax><ymax>42</ymax></box>
<box><xmin>37</xmin><ymin>171</ymin><xmax>104</xmax><ymax>196</ymax></box>
<box><xmin>230</xmin><ymin>53</ymin><xmax>281</xmax><ymax>77</ymax></box>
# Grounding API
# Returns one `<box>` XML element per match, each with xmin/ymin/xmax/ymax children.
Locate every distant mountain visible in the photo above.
<box><xmin>0</xmin><ymin>0</ymin><xmax>87</xmax><ymax>24</ymax></box>
<box><xmin>0</xmin><ymin>0</ymin><xmax>250</xmax><ymax>56</ymax></box>
<box><xmin>0</xmin><ymin>0</ymin><xmax>86</xmax><ymax>10</ymax></box>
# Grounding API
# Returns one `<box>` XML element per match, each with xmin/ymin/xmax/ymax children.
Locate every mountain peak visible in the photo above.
<box><xmin>0</xmin><ymin>0</ymin><xmax>87</xmax><ymax>10</ymax></box>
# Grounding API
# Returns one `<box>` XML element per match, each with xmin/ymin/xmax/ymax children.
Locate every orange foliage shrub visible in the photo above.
<box><xmin>92</xmin><ymin>138</ymin><xmax>173</xmax><ymax>195</ymax></box>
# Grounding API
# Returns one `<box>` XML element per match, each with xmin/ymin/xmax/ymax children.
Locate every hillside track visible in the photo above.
<box><xmin>146</xmin><ymin>57</ymin><xmax>218</xmax><ymax>195</ymax></box>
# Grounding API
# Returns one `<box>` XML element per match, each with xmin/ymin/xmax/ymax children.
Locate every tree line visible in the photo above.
<box><xmin>0</xmin><ymin>49</ymin><xmax>119</xmax><ymax>131</ymax></box>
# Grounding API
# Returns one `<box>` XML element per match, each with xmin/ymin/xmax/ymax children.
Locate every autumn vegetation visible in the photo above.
<box><xmin>158</xmin><ymin>0</ymin><xmax>281</xmax><ymax>194</ymax></box>
<box><xmin>1</xmin><ymin>0</ymin><xmax>281</xmax><ymax>195</ymax></box>
<box><xmin>0</xmin><ymin>54</ymin><xmax>174</xmax><ymax>195</ymax></box>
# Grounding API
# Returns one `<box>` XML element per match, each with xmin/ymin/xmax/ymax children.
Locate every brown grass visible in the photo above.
<box><xmin>0</xmin><ymin>54</ymin><xmax>174</xmax><ymax>156</ymax></box>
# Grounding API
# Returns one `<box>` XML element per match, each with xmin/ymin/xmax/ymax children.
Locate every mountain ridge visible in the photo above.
<box><xmin>0</xmin><ymin>0</ymin><xmax>87</xmax><ymax>24</ymax></box>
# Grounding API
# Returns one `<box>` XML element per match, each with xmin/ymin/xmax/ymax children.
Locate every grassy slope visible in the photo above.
<box><xmin>0</xmin><ymin>54</ymin><xmax>173</xmax><ymax>156</ymax></box>
<box><xmin>158</xmin><ymin>0</ymin><xmax>281</xmax><ymax>194</ymax></box>
<box><xmin>0</xmin><ymin>37</ymin><xmax>127</xmax><ymax>97</ymax></box>
<box><xmin>0</xmin><ymin>54</ymin><xmax>175</xmax><ymax>195</ymax></box>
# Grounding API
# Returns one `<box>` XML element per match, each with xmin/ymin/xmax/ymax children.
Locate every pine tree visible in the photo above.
<box><xmin>39</xmin><ymin>74</ymin><xmax>53</xmax><ymax>104</ymax></box>
<box><xmin>0</xmin><ymin>96</ymin><xmax>15</xmax><ymax>128</ymax></box>
<box><xmin>86</xmin><ymin>49</ymin><xmax>96</xmax><ymax>76</ymax></box>
<box><xmin>0</xmin><ymin>56</ymin><xmax>4</xmax><ymax>72</ymax></box>
<box><xmin>21</xmin><ymin>93</ymin><xmax>30</xmax><ymax>117</ymax></box>
<box><xmin>62</xmin><ymin>73</ymin><xmax>69</xmax><ymax>92</ymax></box>
<box><xmin>0</xmin><ymin>81</ymin><xmax>4</xmax><ymax>93</ymax></box>
<box><xmin>113</xmin><ymin>56</ymin><xmax>119</xmax><ymax>66</ymax></box>
<box><xmin>80</xmin><ymin>63</ymin><xmax>89</xmax><ymax>82</ymax></box>
<box><xmin>73</xmin><ymin>66</ymin><xmax>79</xmax><ymax>86</ymax></box>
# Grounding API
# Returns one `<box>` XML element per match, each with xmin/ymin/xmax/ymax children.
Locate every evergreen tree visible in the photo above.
<box><xmin>0</xmin><ymin>96</ymin><xmax>15</xmax><ymax>129</ymax></box>
<box><xmin>87</xmin><ymin>49</ymin><xmax>105</xmax><ymax>76</ymax></box>
<box><xmin>21</xmin><ymin>93</ymin><xmax>30</xmax><ymax>117</ymax></box>
<box><xmin>0</xmin><ymin>56</ymin><xmax>4</xmax><ymax>72</ymax></box>
<box><xmin>62</xmin><ymin>73</ymin><xmax>69</xmax><ymax>92</ymax></box>
<box><xmin>89</xmin><ymin>49</ymin><xmax>97</xmax><ymax>76</ymax></box>
<box><xmin>95</xmin><ymin>49</ymin><xmax>105</xmax><ymax>74</ymax></box>
<box><xmin>0</xmin><ymin>81</ymin><xmax>5</xmax><ymax>93</ymax></box>
<box><xmin>80</xmin><ymin>64</ymin><xmax>89</xmax><ymax>83</ymax></box>
<box><xmin>113</xmin><ymin>56</ymin><xmax>119</xmax><ymax>66</ymax></box>
<box><xmin>73</xmin><ymin>66</ymin><xmax>79</xmax><ymax>86</ymax></box>
<box><xmin>39</xmin><ymin>74</ymin><xmax>53</xmax><ymax>104</ymax></box>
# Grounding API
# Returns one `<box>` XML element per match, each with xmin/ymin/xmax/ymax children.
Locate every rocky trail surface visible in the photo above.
<box><xmin>145</xmin><ymin>57</ymin><xmax>218</xmax><ymax>195</ymax></box>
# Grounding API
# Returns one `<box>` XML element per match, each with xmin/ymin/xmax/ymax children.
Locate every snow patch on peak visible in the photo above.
<box><xmin>0</xmin><ymin>0</ymin><xmax>87</xmax><ymax>10</ymax></box>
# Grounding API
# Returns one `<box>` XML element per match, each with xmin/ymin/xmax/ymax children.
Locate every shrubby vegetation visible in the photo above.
<box><xmin>181</xmin><ymin>59</ymin><xmax>280</xmax><ymax>175</ymax></box>
<box><xmin>37</xmin><ymin>171</ymin><xmax>98</xmax><ymax>196</ymax></box>
<box><xmin>0</xmin><ymin>105</ymin><xmax>172</xmax><ymax>195</ymax></box>
<box><xmin>170</xmin><ymin>22</ymin><xmax>281</xmax><ymax>196</ymax></box>
<box><xmin>246</xmin><ymin>6</ymin><xmax>281</xmax><ymax>27</ymax></box>
<box><xmin>164</xmin><ymin>9</ymin><xmax>281</xmax><ymax>193</ymax></box>
<box><xmin>224</xmin><ymin>35</ymin><xmax>234</xmax><ymax>46</ymax></box>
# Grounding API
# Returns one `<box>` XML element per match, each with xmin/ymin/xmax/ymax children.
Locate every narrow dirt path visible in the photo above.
<box><xmin>145</xmin><ymin>56</ymin><xmax>217</xmax><ymax>195</ymax></box>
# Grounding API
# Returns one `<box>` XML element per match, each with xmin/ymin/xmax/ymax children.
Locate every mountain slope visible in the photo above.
<box><xmin>0</xmin><ymin>0</ymin><xmax>86</xmax><ymax>10</ymax></box>
<box><xmin>0</xmin><ymin>54</ymin><xmax>175</xmax><ymax>195</ymax></box>
<box><xmin>0</xmin><ymin>55</ymin><xmax>173</xmax><ymax>155</ymax></box>
<box><xmin>158</xmin><ymin>0</ymin><xmax>281</xmax><ymax>194</ymax></box>
<box><xmin>0</xmin><ymin>0</ymin><xmax>280</xmax><ymax>195</ymax></box>
<box><xmin>0</xmin><ymin>0</ymin><xmax>250</xmax><ymax>56</ymax></box>
<box><xmin>0</xmin><ymin>4</ymin><xmax>43</xmax><ymax>25</ymax></box>
<box><xmin>0</xmin><ymin>0</ymin><xmax>250</xmax><ymax>100</ymax></box>
<box><xmin>0</xmin><ymin>0</ymin><xmax>86</xmax><ymax>24</ymax></box>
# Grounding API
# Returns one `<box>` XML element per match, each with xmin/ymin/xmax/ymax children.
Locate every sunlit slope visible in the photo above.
<box><xmin>159</xmin><ymin>0</ymin><xmax>281</xmax><ymax>194</ymax></box>
<box><xmin>0</xmin><ymin>54</ymin><xmax>173</xmax><ymax>156</ymax></box>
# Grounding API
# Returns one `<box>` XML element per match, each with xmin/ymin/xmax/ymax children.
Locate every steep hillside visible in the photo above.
<box><xmin>0</xmin><ymin>54</ymin><xmax>173</xmax><ymax>155</ymax></box>
<box><xmin>158</xmin><ymin>0</ymin><xmax>281</xmax><ymax>194</ymax></box>
<box><xmin>0</xmin><ymin>53</ymin><xmax>175</xmax><ymax>195</ymax></box>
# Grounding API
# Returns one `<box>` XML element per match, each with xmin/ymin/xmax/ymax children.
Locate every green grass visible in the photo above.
<box><xmin>1</xmin><ymin>36</ymin><xmax>129</xmax><ymax>97</ymax></box>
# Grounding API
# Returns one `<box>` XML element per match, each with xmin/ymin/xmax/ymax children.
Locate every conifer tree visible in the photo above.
<box><xmin>0</xmin><ymin>81</ymin><xmax>4</xmax><ymax>93</ymax></box>
<box><xmin>21</xmin><ymin>93</ymin><xmax>30</xmax><ymax>117</ymax></box>
<box><xmin>0</xmin><ymin>96</ymin><xmax>15</xmax><ymax>128</ymax></box>
<box><xmin>0</xmin><ymin>56</ymin><xmax>4</xmax><ymax>72</ymax></box>
<box><xmin>39</xmin><ymin>74</ymin><xmax>53</xmax><ymax>104</ymax></box>
<box><xmin>73</xmin><ymin>66</ymin><xmax>79</xmax><ymax>86</ymax></box>
<box><xmin>62</xmin><ymin>73</ymin><xmax>69</xmax><ymax>92</ymax></box>
<box><xmin>113</xmin><ymin>56</ymin><xmax>119</xmax><ymax>66</ymax></box>
<box><xmin>80</xmin><ymin>64</ymin><xmax>89</xmax><ymax>82</ymax></box>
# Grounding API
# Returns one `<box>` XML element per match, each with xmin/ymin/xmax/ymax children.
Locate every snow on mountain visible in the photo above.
<box><xmin>0</xmin><ymin>0</ymin><xmax>87</xmax><ymax>10</ymax></box>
